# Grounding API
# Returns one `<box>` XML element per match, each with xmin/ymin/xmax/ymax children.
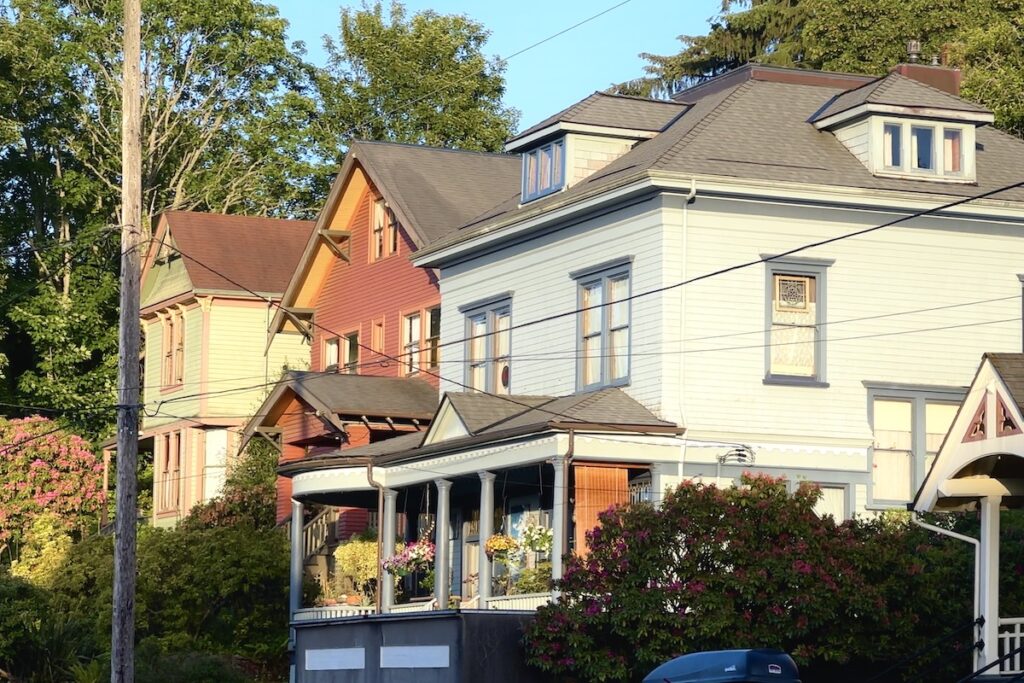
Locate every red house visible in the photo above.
<box><xmin>242</xmin><ymin>141</ymin><xmax>520</xmax><ymax>524</ymax></box>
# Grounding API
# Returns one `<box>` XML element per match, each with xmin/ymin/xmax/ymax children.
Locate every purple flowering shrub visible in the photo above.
<box><xmin>0</xmin><ymin>416</ymin><xmax>104</xmax><ymax>544</ymax></box>
<box><xmin>524</xmin><ymin>474</ymin><xmax>978</xmax><ymax>682</ymax></box>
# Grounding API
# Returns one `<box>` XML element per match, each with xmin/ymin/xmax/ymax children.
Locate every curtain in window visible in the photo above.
<box><xmin>872</xmin><ymin>399</ymin><xmax>913</xmax><ymax>501</ymax></box>
<box><xmin>770</xmin><ymin>274</ymin><xmax>816</xmax><ymax>377</ymax></box>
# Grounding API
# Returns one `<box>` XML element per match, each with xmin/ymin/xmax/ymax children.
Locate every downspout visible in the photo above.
<box><xmin>911</xmin><ymin>512</ymin><xmax>982</xmax><ymax>664</ymax></box>
<box><xmin>562</xmin><ymin>429</ymin><xmax>575</xmax><ymax>555</ymax></box>
<box><xmin>677</xmin><ymin>180</ymin><xmax>697</xmax><ymax>474</ymax></box>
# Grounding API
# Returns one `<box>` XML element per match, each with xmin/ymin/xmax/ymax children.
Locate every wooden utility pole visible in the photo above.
<box><xmin>111</xmin><ymin>0</ymin><xmax>141</xmax><ymax>680</ymax></box>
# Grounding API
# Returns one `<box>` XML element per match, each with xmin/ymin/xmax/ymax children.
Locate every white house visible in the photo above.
<box><xmin>282</xmin><ymin>61</ymin><xmax>1024</xmax><ymax>681</ymax></box>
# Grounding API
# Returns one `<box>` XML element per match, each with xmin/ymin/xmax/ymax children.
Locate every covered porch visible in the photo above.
<box><xmin>280</xmin><ymin>388</ymin><xmax>684</xmax><ymax>624</ymax></box>
<box><xmin>914</xmin><ymin>353</ymin><xmax>1024</xmax><ymax>676</ymax></box>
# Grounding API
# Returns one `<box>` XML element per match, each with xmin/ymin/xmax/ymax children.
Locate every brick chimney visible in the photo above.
<box><xmin>890</xmin><ymin>40</ymin><xmax>961</xmax><ymax>96</ymax></box>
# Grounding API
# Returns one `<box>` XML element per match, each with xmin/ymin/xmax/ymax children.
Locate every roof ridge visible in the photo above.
<box><xmin>164</xmin><ymin>209</ymin><xmax>314</xmax><ymax>224</ymax></box>
<box><xmin>596</xmin><ymin>90</ymin><xmax>687</xmax><ymax>106</ymax></box>
<box><xmin>882</xmin><ymin>71</ymin><xmax>983</xmax><ymax>108</ymax></box>
<box><xmin>655</xmin><ymin>80</ymin><xmax>757</xmax><ymax>168</ymax></box>
<box><xmin>351</xmin><ymin>139</ymin><xmax>514</xmax><ymax>158</ymax></box>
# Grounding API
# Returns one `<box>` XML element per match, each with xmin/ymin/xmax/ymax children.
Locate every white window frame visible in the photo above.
<box><xmin>870</xmin><ymin>118</ymin><xmax>975</xmax><ymax>182</ymax></box>
<box><xmin>521</xmin><ymin>138</ymin><xmax>566</xmax><ymax>202</ymax></box>
<box><xmin>865</xmin><ymin>383</ymin><xmax>965</xmax><ymax>508</ymax></box>
<box><xmin>573</xmin><ymin>262</ymin><xmax>631</xmax><ymax>391</ymax></box>
<box><xmin>763</xmin><ymin>257</ymin><xmax>832</xmax><ymax>387</ymax></box>
<box><xmin>403</xmin><ymin>312</ymin><xmax>421</xmax><ymax>375</ymax></box>
<box><xmin>342</xmin><ymin>332</ymin><xmax>359</xmax><ymax>374</ymax></box>
<box><xmin>324</xmin><ymin>337</ymin><xmax>340</xmax><ymax>370</ymax></box>
<box><xmin>462</xmin><ymin>297</ymin><xmax>511</xmax><ymax>394</ymax></box>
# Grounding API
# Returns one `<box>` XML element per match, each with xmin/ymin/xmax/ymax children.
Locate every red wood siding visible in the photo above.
<box><xmin>311</xmin><ymin>182</ymin><xmax>440</xmax><ymax>387</ymax></box>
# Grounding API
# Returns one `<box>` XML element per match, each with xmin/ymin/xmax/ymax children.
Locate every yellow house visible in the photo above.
<box><xmin>137</xmin><ymin>211</ymin><xmax>314</xmax><ymax>527</ymax></box>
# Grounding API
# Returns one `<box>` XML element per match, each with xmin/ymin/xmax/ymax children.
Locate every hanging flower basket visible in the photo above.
<box><xmin>517</xmin><ymin>520</ymin><xmax>554</xmax><ymax>554</ymax></box>
<box><xmin>382</xmin><ymin>539</ymin><xmax>435</xmax><ymax>577</ymax></box>
<box><xmin>485</xmin><ymin>533</ymin><xmax>519</xmax><ymax>559</ymax></box>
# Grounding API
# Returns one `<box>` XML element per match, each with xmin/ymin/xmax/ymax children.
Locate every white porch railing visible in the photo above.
<box><xmin>484</xmin><ymin>592</ymin><xmax>552</xmax><ymax>611</ymax></box>
<box><xmin>293</xmin><ymin>605</ymin><xmax>375</xmax><ymax>621</ymax></box>
<box><xmin>388</xmin><ymin>599</ymin><xmax>437</xmax><ymax>614</ymax></box>
<box><xmin>998</xmin><ymin>618</ymin><xmax>1024</xmax><ymax>673</ymax></box>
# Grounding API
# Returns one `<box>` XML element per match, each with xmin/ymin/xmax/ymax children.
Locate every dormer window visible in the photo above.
<box><xmin>870</xmin><ymin>118</ymin><xmax>973</xmax><ymax>181</ymax></box>
<box><xmin>522</xmin><ymin>138</ymin><xmax>565</xmax><ymax>202</ymax></box>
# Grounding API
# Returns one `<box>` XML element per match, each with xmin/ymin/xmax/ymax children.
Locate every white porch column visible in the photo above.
<box><xmin>434</xmin><ymin>479</ymin><xmax>453</xmax><ymax>609</ymax></box>
<box><xmin>551</xmin><ymin>456</ymin><xmax>566</xmax><ymax>600</ymax></box>
<box><xmin>289</xmin><ymin>499</ymin><xmax>304</xmax><ymax>621</ymax></box>
<box><xmin>381</xmin><ymin>489</ymin><xmax>398</xmax><ymax>613</ymax></box>
<box><xmin>478</xmin><ymin>472</ymin><xmax>495</xmax><ymax>607</ymax></box>
<box><xmin>979</xmin><ymin>495</ymin><xmax>1002</xmax><ymax>668</ymax></box>
<box><xmin>651</xmin><ymin>461</ymin><xmax>683</xmax><ymax>507</ymax></box>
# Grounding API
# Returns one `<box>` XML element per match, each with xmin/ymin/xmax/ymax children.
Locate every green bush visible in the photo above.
<box><xmin>514</xmin><ymin>561</ymin><xmax>552</xmax><ymax>594</ymax></box>
<box><xmin>524</xmin><ymin>475</ymin><xmax>988</xmax><ymax>683</ymax></box>
<box><xmin>10</xmin><ymin>512</ymin><xmax>73</xmax><ymax>588</ymax></box>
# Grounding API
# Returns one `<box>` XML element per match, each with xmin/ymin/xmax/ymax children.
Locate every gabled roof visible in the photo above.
<box><xmin>240</xmin><ymin>371</ymin><xmax>439</xmax><ymax>450</ymax></box>
<box><xmin>269</xmin><ymin>141</ymin><xmax>520</xmax><ymax>337</ymax></box>
<box><xmin>984</xmin><ymin>353</ymin><xmax>1024</xmax><ymax>413</ymax></box>
<box><xmin>145</xmin><ymin>211</ymin><xmax>314</xmax><ymax>296</ymax></box>
<box><xmin>812</xmin><ymin>72</ymin><xmax>992</xmax><ymax>123</ymax></box>
<box><xmin>507</xmin><ymin>92</ymin><xmax>688</xmax><ymax>147</ymax></box>
<box><xmin>414</xmin><ymin>64</ymin><xmax>1024</xmax><ymax>265</ymax></box>
<box><xmin>281</xmin><ymin>387</ymin><xmax>681</xmax><ymax>475</ymax></box>
<box><xmin>350</xmin><ymin>141</ymin><xmax>521</xmax><ymax>246</ymax></box>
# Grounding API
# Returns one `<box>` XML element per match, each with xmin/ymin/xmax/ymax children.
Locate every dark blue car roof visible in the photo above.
<box><xmin>643</xmin><ymin>649</ymin><xmax>801</xmax><ymax>683</ymax></box>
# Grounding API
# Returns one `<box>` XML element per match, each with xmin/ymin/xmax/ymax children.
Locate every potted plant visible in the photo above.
<box><xmin>484</xmin><ymin>533</ymin><xmax>519</xmax><ymax>560</ymax></box>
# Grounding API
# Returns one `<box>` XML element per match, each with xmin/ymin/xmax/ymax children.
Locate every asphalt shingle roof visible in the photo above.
<box><xmin>508</xmin><ymin>92</ymin><xmax>688</xmax><ymax>145</ymax></box>
<box><xmin>161</xmin><ymin>211</ymin><xmax>314</xmax><ymax>295</ymax></box>
<box><xmin>986</xmin><ymin>353</ymin><xmax>1024</xmax><ymax>414</ymax></box>
<box><xmin>424</xmin><ymin>66</ymin><xmax>1024</xmax><ymax>257</ymax></box>
<box><xmin>812</xmin><ymin>72</ymin><xmax>991</xmax><ymax>122</ymax></box>
<box><xmin>284</xmin><ymin>371</ymin><xmax>439</xmax><ymax>419</ymax></box>
<box><xmin>349</xmin><ymin>140</ymin><xmax>521</xmax><ymax>247</ymax></box>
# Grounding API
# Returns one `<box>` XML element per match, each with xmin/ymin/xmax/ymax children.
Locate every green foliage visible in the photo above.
<box><xmin>49</xmin><ymin>524</ymin><xmax>291</xmax><ymax>671</ymax></box>
<box><xmin>0</xmin><ymin>416</ymin><xmax>105</xmax><ymax>546</ymax></box>
<box><xmin>623</xmin><ymin>0</ymin><xmax>1024</xmax><ymax>139</ymax></box>
<box><xmin>524</xmin><ymin>475</ymin><xmax>986</xmax><ymax>683</ymax></box>
<box><xmin>514</xmin><ymin>561</ymin><xmax>553</xmax><ymax>594</ymax></box>
<box><xmin>181</xmin><ymin>438</ymin><xmax>278</xmax><ymax>531</ymax></box>
<box><xmin>0</xmin><ymin>571</ymin><xmax>49</xmax><ymax>677</ymax></box>
<box><xmin>334</xmin><ymin>539</ymin><xmax>379</xmax><ymax>602</ymax></box>
<box><xmin>316</xmin><ymin>1</ymin><xmax>518</xmax><ymax>158</ymax></box>
<box><xmin>10</xmin><ymin>511</ymin><xmax>73</xmax><ymax>588</ymax></box>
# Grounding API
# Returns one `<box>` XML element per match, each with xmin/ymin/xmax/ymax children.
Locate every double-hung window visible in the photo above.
<box><xmin>764</xmin><ymin>257</ymin><xmax>831</xmax><ymax>386</ymax></box>
<box><xmin>867</xmin><ymin>385</ymin><xmax>962</xmax><ymax>506</ymax></box>
<box><xmin>403</xmin><ymin>312</ymin><xmax>421</xmax><ymax>375</ymax></box>
<box><xmin>426</xmin><ymin>307</ymin><xmax>441</xmax><ymax>369</ymax></box>
<box><xmin>876</xmin><ymin>120</ymin><xmax>970</xmax><ymax>180</ymax></box>
<box><xmin>342</xmin><ymin>332</ymin><xmax>359</xmax><ymax>374</ymax></box>
<box><xmin>371</xmin><ymin>199</ymin><xmax>399</xmax><ymax>260</ymax></box>
<box><xmin>324</xmin><ymin>337</ymin><xmax>340</xmax><ymax>370</ymax></box>
<box><xmin>522</xmin><ymin>138</ymin><xmax>565</xmax><ymax>202</ymax></box>
<box><xmin>162</xmin><ymin>308</ymin><xmax>185</xmax><ymax>387</ymax></box>
<box><xmin>463</xmin><ymin>299</ymin><xmax>511</xmax><ymax>394</ymax></box>
<box><xmin>575</xmin><ymin>263</ymin><xmax>630</xmax><ymax>390</ymax></box>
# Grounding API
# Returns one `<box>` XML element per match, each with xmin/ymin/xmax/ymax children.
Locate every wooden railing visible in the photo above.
<box><xmin>998</xmin><ymin>618</ymin><xmax>1024</xmax><ymax>673</ymax></box>
<box><xmin>302</xmin><ymin>507</ymin><xmax>338</xmax><ymax>559</ymax></box>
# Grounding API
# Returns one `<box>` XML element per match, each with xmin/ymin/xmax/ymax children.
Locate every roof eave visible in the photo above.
<box><xmin>813</xmin><ymin>102</ymin><xmax>995</xmax><ymax>130</ymax></box>
<box><xmin>505</xmin><ymin>122</ymin><xmax>659</xmax><ymax>152</ymax></box>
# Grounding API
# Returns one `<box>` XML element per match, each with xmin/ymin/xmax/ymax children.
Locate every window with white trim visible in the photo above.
<box><xmin>765</xmin><ymin>259</ymin><xmax>830</xmax><ymax>385</ymax></box>
<box><xmin>465</xmin><ymin>301</ymin><xmax>510</xmax><ymax>394</ymax></box>
<box><xmin>873</xmin><ymin>119</ymin><xmax>973</xmax><ymax>181</ymax></box>
<box><xmin>403</xmin><ymin>312</ymin><xmax>421</xmax><ymax>375</ymax></box>
<box><xmin>162</xmin><ymin>308</ymin><xmax>185</xmax><ymax>387</ymax></box>
<box><xmin>576</xmin><ymin>265</ymin><xmax>630</xmax><ymax>390</ymax></box>
<box><xmin>426</xmin><ymin>307</ymin><xmax>440</xmax><ymax>369</ymax></box>
<box><xmin>868</xmin><ymin>386</ymin><xmax>962</xmax><ymax>506</ymax></box>
<box><xmin>324</xmin><ymin>337</ymin><xmax>340</xmax><ymax>370</ymax></box>
<box><xmin>342</xmin><ymin>332</ymin><xmax>359</xmax><ymax>374</ymax></box>
<box><xmin>813</xmin><ymin>485</ymin><xmax>847</xmax><ymax>520</ymax></box>
<box><xmin>522</xmin><ymin>138</ymin><xmax>565</xmax><ymax>202</ymax></box>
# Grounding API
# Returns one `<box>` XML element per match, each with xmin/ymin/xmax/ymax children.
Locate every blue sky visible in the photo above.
<box><xmin>274</xmin><ymin>0</ymin><xmax>720</xmax><ymax>134</ymax></box>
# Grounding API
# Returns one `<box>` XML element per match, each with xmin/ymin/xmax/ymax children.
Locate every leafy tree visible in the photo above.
<box><xmin>0</xmin><ymin>416</ymin><xmax>105</xmax><ymax>547</ymax></box>
<box><xmin>621</xmin><ymin>0</ymin><xmax>1024</xmax><ymax>138</ymax></box>
<box><xmin>180</xmin><ymin>437</ymin><xmax>278</xmax><ymax>531</ymax></box>
<box><xmin>315</xmin><ymin>1</ymin><xmax>518</xmax><ymax>160</ymax></box>
<box><xmin>524</xmin><ymin>475</ymin><xmax>985</xmax><ymax>683</ymax></box>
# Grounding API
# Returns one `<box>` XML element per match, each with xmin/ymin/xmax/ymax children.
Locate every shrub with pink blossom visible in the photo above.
<box><xmin>0</xmin><ymin>416</ymin><xmax>104</xmax><ymax>544</ymax></box>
